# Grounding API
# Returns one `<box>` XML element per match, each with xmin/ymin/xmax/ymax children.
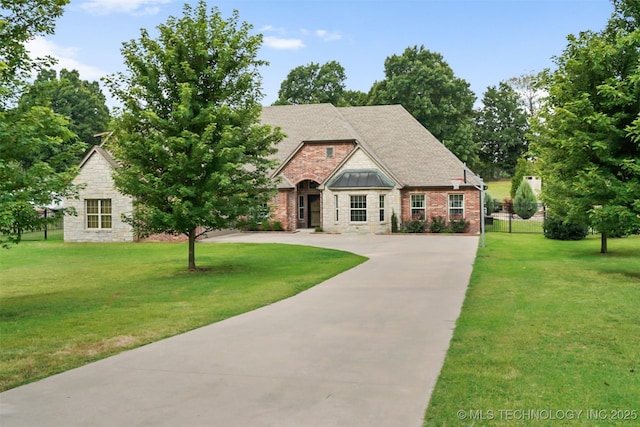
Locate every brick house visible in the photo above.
<box><xmin>262</xmin><ymin>104</ymin><xmax>483</xmax><ymax>234</ymax></box>
<box><xmin>64</xmin><ymin>103</ymin><xmax>483</xmax><ymax>240</ymax></box>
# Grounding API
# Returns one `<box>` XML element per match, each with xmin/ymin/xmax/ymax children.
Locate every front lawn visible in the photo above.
<box><xmin>0</xmin><ymin>241</ymin><xmax>366</xmax><ymax>391</ymax></box>
<box><xmin>425</xmin><ymin>234</ymin><xmax>640</xmax><ymax>426</ymax></box>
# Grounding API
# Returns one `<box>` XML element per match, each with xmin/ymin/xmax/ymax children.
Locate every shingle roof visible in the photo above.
<box><xmin>260</xmin><ymin>103</ymin><xmax>482</xmax><ymax>188</ymax></box>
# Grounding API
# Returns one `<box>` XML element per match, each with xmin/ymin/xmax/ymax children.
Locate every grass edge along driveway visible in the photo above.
<box><xmin>424</xmin><ymin>233</ymin><xmax>639</xmax><ymax>426</ymax></box>
<box><xmin>0</xmin><ymin>241</ymin><xmax>367</xmax><ymax>391</ymax></box>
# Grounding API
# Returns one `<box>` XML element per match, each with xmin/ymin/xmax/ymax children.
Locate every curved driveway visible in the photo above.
<box><xmin>0</xmin><ymin>233</ymin><xmax>478</xmax><ymax>427</ymax></box>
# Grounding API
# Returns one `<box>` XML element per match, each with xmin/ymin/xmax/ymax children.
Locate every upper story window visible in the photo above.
<box><xmin>86</xmin><ymin>199</ymin><xmax>112</xmax><ymax>229</ymax></box>
<box><xmin>326</xmin><ymin>147</ymin><xmax>334</xmax><ymax>158</ymax></box>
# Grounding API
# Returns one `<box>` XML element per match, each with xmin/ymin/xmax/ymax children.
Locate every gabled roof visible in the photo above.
<box><xmin>260</xmin><ymin>104</ymin><xmax>482</xmax><ymax>188</ymax></box>
<box><xmin>79</xmin><ymin>145</ymin><xmax>118</xmax><ymax>169</ymax></box>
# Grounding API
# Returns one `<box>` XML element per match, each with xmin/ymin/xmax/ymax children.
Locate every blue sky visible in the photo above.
<box><xmin>29</xmin><ymin>0</ymin><xmax>615</xmax><ymax>109</ymax></box>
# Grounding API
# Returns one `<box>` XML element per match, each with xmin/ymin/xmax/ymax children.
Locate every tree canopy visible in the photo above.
<box><xmin>474</xmin><ymin>81</ymin><xmax>529</xmax><ymax>180</ymax></box>
<box><xmin>368</xmin><ymin>45</ymin><xmax>477</xmax><ymax>165</ymax></box>
<box><xmin>104</xmin><ymin>1</ymin><xmax>283</xmax><ymax>270</ymax></box>
<box><xmin>532</xmin><ymin>0</ymin><xmax>640</xmax><ymax>253</ymax></box>
<box><xmin>274</xmin><ymin>61</ymin><xmax>348</xmax><ymax>106</ymax></box>
<box><xmin>0</xmin><ymin>0</ymin><xmax>86</xmax><ymax>248</ymax></box>
<box><xmin>18</xmin><ymin>68</ymin><xmax>111</xmax><ymax>161</ymax></box>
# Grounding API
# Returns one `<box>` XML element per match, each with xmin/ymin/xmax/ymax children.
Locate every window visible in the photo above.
<box><xmin>410</xmin><ymin>194</ymin><xmax>425</xmax><ymax>219</ymax></box>
<box><xmin>335</xmin><ymin>195</ymin><xmax>339</xmax><ymax>221</ymax></box>
<box><xmin>379</xmin><ymin>195</ymin><xmax>385</xmax><ymax>222</ymax></box>
<box><xmin>449</xmin><ymin>194</ymin><xmax>465</xmax><ymax>219</ymax></box>
<box><xmin>350</xmin><ymin>195</ymin><xmax>367</xmax><ymax>222</ymax></box>
<box><xmin>86</xmin><ymin>199</ymin><xmax>112</xmax><ymax>229</ymax></box>
<box><xmin>326</xmin><ymin>147</ymin><xmax>334</xmax><ymax>158</ymax></box>
<box><xmin>298</xmin><ymin>196</ymin><xmax>305</xmax><ymax>220</ymax></box>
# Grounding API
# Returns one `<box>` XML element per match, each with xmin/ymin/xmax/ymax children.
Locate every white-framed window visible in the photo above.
<box><xmin>449</xmin><ymin>194</ymin><xmax>465</xmax><ymax>219</ymax></box>
<box><xmin>379</xmin><ymin>195</ymin><xmax>385</xmax><ymax>222</ymax></box>
<box><xmin>335</xmin><ymin>195</ymin><xmax>339</xmax><ymax>221</ymax></box>
<box><xmin>410</xmin><ymin>194</ymin><xmax>425</xmax><ymax>219</ymax></box>
<box><xmin>298</xmin><ymin>195</ymin><xmax>305</xmax><ymax>220</ymax></box>
<box><xmin>350</xmin><ymin>195</ymin><xmax>367</xmax><ymax>222</ymax></box>
<box><xmin>86</xmin><ymin>199</ymin><xmax>112</xmax><ymax>229</ymax></box>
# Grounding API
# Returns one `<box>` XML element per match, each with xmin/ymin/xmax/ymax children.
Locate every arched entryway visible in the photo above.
<box><xmin>296</xmin><ymin>180</ymin><xmax>321</xmax><ymax>229</ymax></box>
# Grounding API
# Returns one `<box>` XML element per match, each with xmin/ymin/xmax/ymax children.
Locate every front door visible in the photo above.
<box><xmin>308</xmin><ymin>195</ymin><xmax>320</xmax><ymax>228</ymax></box>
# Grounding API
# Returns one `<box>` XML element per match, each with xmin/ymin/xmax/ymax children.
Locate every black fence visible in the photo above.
<box><xmin>17</xmin><ymin>209</ymin><xmax>64</xmax><ymax>242</ymax></box>
<box><xmin>484</xmin><ymin>202</ymin><xmax>545</xmax><ymax>234</ymax></box>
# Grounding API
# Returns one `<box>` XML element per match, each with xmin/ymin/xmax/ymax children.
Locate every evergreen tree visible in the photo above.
<box><xmin>513</xmin><ymin>180</ymin><xmax>537</xmax><ymax>220</ymax></box>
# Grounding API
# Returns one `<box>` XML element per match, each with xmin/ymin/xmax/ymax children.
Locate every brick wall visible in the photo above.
<box><xmin>400</xmin><ymin>187</ymin><xmax>480</xmax><ymax>234</ymax></box>
<box><xmin>280</xmin><ymin>141</ymin><xmax>355</xmax><ymax>185</ymax></box>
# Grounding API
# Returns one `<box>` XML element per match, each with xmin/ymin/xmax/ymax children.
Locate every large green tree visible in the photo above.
<box><xmin>19</xmin><ymin>68</ymin><xmax>111</xmax><ymax>160</ymax></box>
<box><xmin>532</xmin><ymin>0</ymin><xmax>640</xmax><ymax>253</ymax></box>
<box><xmin>104</xmin><ymin>2</ymin><xmax>283</xmax><ymax>270</ymax></box>
<box><xmin>0</xmin><ymin>0</ymin><xmax>85</xmax><ymax>247</ymax></box>
<box><xmin>274</xmin><ymin>60</ymin><xmax>347</xmax><ymax>105</ymax></box>
<box><xmin>368</xmin><ymin>45</ymin><xmax>477</xmax><ymax>165</ymax></box>
<box><xmin>474</xmin><ymin>81</ymin><xmax>529</xmax><ymax>179</ymax></box>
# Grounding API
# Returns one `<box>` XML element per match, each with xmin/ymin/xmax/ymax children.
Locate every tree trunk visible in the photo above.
<box><xmin>188</xmin><ymin>228</ymin><xmax>197</xmax><ymax>271</ymax></box>
<box><xmin>600</xmin><ymin>232</ymin><xmax>608</xmax><ymax>254</ymax></box>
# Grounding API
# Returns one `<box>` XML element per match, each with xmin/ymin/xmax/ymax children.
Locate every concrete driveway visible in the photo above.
<box><xmin>0</xmin><ymin>233</ymin><xmax>478</xmax><ymax>427</ymax></box>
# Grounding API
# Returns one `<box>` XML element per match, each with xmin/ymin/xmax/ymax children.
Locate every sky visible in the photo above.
<box><xmin>28</xmin><ymin>0</ymin><xmax>616</xmax><ymax>110</ymax></box>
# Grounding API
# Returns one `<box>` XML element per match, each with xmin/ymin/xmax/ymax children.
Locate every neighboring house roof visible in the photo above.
<box><xmin>260</xmin><ymin>103</ymin><xmax>482</xmax><ymax>188</ymax></box>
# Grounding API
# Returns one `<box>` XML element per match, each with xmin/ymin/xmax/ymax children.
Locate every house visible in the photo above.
<box><xmin>64</xmin><ymin>145</ymin><xmax>134</xmax><ymax>242</ymax></box>
<box><xmin>262</xmin><ymin>104</ymin><xmax>483</xmax><ymax>234</ymax></box>
<box><xmin>64</xmin><ymin>103</ymin><xmax>483</xmax><ymax>241</ymax></box>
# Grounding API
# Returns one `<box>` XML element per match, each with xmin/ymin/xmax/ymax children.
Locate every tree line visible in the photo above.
<box><xmin>1</xmin><ymin>0</ymin><xmax>638</xmax><ymax>261</ymax></box>
<box><xmin>273</xmin><ymin>50</ymin><xmax>534</xmax><ymax>180</ymax></box>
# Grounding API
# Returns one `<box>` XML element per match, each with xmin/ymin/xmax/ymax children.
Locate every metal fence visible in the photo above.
<box><xmin>485</xmin><ymin>202</ymin><xmax>545</xmax><ymax>234</ymax></box>
<box><xmin>17</xmin><ymin>210</ymin><xmax>64</xmax><ymax>242</ymax></box>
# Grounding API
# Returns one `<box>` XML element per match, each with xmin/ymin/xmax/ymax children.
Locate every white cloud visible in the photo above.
<box><xmin>79</xmin><ymin>0</ymin><xmax>170</xmax><ymax>16</ymax></box>
<box><xmin>26</xmin><ymin>37</ymin><xmax>107</xmax><ymax>82</ymax></box>
<box><xmin>315</xmin><ymin>29</ymin><xmax>342</xmax><ymax>42</ymax></box>
<box><xmin>263</xmin><ymin>36</ymin><xmax>306</xmax><ymax>50</ymax></box>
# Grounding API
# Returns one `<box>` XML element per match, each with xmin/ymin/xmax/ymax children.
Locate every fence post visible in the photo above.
<box><xmin>509</xmin><ymin>210</ymin><xmax>512</xmax><ymax>233</ymax></box>
<box><xmin>44</xmin><ymin>208</ymin><xmax>48</xmax><ymax>240</ymax></box>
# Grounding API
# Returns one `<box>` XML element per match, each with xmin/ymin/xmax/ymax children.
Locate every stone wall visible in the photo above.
<box><xmin>64</xmin><ymin>151</ymin><xmax>134</xmax><ymax>242</ymax></box>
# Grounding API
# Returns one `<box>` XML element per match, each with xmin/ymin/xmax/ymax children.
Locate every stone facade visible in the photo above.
<box><xmin>64</xmin><ymin>149</ymin><xmax>134</xmax><ymax>242</ymax></box>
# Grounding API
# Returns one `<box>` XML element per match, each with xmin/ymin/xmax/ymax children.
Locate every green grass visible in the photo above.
<box><xmin>486</xmin><ymin>179</ymin><xmax>512</xmax><ymax>201</ymax></box>
<box><xmin>0</xmin><ymin>241</ymin><xmax>366</xmax><ymax>391</ymax></box>
<box><xmin>424</xmin><ymin>234</ymin><xmax>640</xmax><ymax>426</ymax></box>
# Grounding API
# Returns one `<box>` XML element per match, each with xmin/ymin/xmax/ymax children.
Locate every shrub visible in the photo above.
<box><xmin>260</xmin><ymin>221</ymin><xmax>272</xmax><ymax>231</ymax></box>
<box><xmin>429</xmin><ymin>216</ymin><xmax>448</xmax><ymax>233</ymax></box>
<box><xmin>484</xmin><ymin>191</ymin><xmax>495</xmax><ymax>215</ymax></box>
<box><xmin>314</xmin><ymin>226</ymin><xmax>323</xmax><ymax>232</ymax></box>
<box><xmin>543</xmin><ymin>216</ymin><xmax>588</xmax><ymax>240</ymax></box>
<box><xmin>404</xmin><ymin>218</ymin><xmax>426</xmax><ymax>233</ymax></box>
<box><xmin>271</xmin><ymin>221</ymin><xmax>284</xmax><ymax>231</ymax></box>
<box><xmin>391</xmin><ymin>210</ymin><xmax>399</xmax><ymax>233</ymax></box>
<box><xmin>513</xmin><ymin>180</ymin><xmax>538</xmax><ymax>219</ymax></box>
<box><xmin>449</xmin><ymin>218</ymin><xmax>470</xmax><ymax>233</ymax></box>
